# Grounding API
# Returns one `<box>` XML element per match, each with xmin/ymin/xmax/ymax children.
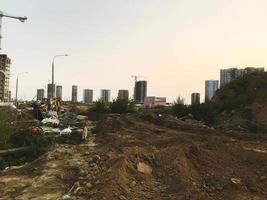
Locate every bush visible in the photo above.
<box><xmin>9</xmin><ymin>130</ymin><xmax>53</xmax><ymax>151</ymax></box>
<box><xmin>110</xmin><ymin>98</ymin><xmax>136</xmax><ymax>114</ymax></box>
<box><xmin>214</xmin><ymin>72</ymin><xmax>267</xmax><ymax>111</ymax></box>
<box><xmin>90</xmin><ymin>100</ymin><xmax>110</xmax><ymax>113</ymax></box>
<box><xmin>0</xmin><ymin>111</ymin><xmax>15</xmax><ymax>149</ymax></box>
<box><xmin>0</xmin><ymin>130</ymin><xmax>54</xmax><ymax>170</ymax></box>
<box><xmin>171</xmin><ymin>97</ymin><xmax>190</xmax><ymax>117</ymax></box>
<box><xmin>0</xmin><ymin>122</ymin><xmax>14</xmax><ymax>149</ymax></box>
<box><xmin>190</xmin><ymin>102</ymin><xmax>219</xmax><ymax>125</ymax></box>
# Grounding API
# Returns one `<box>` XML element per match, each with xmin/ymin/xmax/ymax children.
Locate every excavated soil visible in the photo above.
<box><xmin>1</xmin><ymin>114</ymin><xmax>267</xmax><ymax>200</ymax></box>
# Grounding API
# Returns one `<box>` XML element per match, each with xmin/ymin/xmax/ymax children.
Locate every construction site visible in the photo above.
<box><xmin>0</xmin><ymin>101</ymin><xmax>267</xmax><ymax>200</ymax></box>
<box><xmin>1</xmin><ymin>2</ymin><xmax>267</xmax><ymax>200</ymax></box>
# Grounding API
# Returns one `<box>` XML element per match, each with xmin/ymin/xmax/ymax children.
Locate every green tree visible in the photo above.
<box><xmin>91</xmin><ymin>100</ymin><xmax>110</xmax><ymax>113</ymax></box>
<box><xmin>110</xmin><ymin>98</ymin><xmax>136</xmax><ymax>114</ymax></box>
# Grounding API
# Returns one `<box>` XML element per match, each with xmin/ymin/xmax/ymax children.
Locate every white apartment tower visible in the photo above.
<box><xmin>83</xmin><ymin>89</ymin><xmax>93</xmax><ymax>103</ymax></box>
<box><xmin>101</xmin><ymin>89</ymin><xmax>111</xmax><ymax>102</ymax></box>
<box><xmin>205</xmin><ymin>80</ymin><xmax>219</xmax><ymax>102</ymax></box>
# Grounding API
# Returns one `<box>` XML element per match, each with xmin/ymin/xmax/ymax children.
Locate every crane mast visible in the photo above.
<box><xmin>0</xmin><ymin>11</ymin><xmax>27</xmax><ymax>50</ymax></box>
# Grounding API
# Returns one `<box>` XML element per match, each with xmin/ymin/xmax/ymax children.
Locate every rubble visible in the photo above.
<box><xmin>60</xmin><ymin>127</ymin><xmax>72</xmax><ymax>135</ymax></box>
<box><xmin>76</xmin><ymin>115</ymin><xmax>88</xmax><ymax>121</ymax></box>
<box><xmin>1</xmin><ymin>111</ymin><xmax>267</xmax><ymax>199</ymax></box>
<box><xmin>231</xmin><ymin>178</ymin><xmax>241</xmax><ymax>184</ymax></box>
<box><xmin>41</xmin><ymin>118</ymin><xmax>60</xmax><ymax>126</ymax></box>
<box><xmin>137</xmin><ymin>162</ymin><xmax>152</xmax><ymax>175</ymax></box>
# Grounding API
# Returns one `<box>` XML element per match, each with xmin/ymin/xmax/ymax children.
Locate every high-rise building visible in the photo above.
<box><xmin>8</xmin><ymin>91</ymin><xmax>11</xmax><ymax>102</ymax></box>
<box><xmin>56</xmin><ymin>85</ymin><xmax>63</xmax><ymax>100</ymax></box>
<box><xmin>101</xmin><ymin>89</ymin><xmax>111</xmax><ymax>102</ymax></box>
<box><xmin>205</xmin><ymin>80</ymin><xmax>219</xmax><ymax>102</ymax></box>
<box><xmin>134</xmin><ymin>81</ymin><xmax>147</xmax><ymax>104</ymax></box>
<box><xmin>72</xmin><ymin>85</ymin><xmax>78</xmax><ymax>103</ymax></box>
<box><xmin>220</xmin><ymin>68</ymin><xmax>239</xmax><ymax>87</ymax></box>
<box><xmin>118</xmin><ymin>90</ymin><xmax>129</xmax><ymax>99</ymax></box>
<box><xmin>0</xmin><ymin>55</ymin><xmax>11</xmax><ymax>102</ymax></box>
<box><xmin>47</xmin><ymin>83</ymin><xmax>55</xmax><ymax>99</ymax></box>
<box><xmin>83</xmin><ymin>89</ymin><xmax>93</xmax><ymax>103</ymax></box>
<box><xmin>191</xmin><ymin>93</ymin><xmax>200</xmax><ymax>105</ymax></box>
<box><xmin>220</xmin><ymin>67</ymin><xmax>264</xmax><ymax>86</ymax></box>
<box><xmin>244</xmin><ymin>67</ymin><xmax>264</xmax><ymax>74</ymax></box>
<box><xmin>37</xmin><ymin>89</ymin><xmax>45</xmax><ymax>101</ymax></box>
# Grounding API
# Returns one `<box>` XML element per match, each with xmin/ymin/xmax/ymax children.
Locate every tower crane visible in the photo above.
<box><xmin>131</xmin><ymin>75</ymin><xmax>146</xmax><ymax>83</ymax></box>
<box><xmin>0</xmin><ymin>11</ymin><xmax>27</xmax><ymax>50</ymax></box>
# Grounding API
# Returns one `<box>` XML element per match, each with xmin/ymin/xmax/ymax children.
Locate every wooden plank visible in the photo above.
<box><xmin>0</xmin><ymin>146</ymin><xmax>32</xmax><ymax>156</ymax></box>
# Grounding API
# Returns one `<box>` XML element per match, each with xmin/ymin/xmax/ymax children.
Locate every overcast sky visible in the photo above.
<box><xmin>1</xmin><ymin>0</ymin><xmax>267</xmax><ymax>103</ymax></box>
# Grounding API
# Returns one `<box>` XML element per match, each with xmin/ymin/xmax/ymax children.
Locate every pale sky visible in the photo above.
<box><xmin>1</xmin><ymin>0</ymin><xmax>267</xmax><ymax>103</ymax></box>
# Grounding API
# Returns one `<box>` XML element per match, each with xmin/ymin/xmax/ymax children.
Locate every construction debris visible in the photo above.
<box><xmin>137</xmin><ymin>162</ymin><xmax>152</xmax><ymax>175</ymax></box>
<box><xmin>60</xmin><ymin>127</ymin><xmax>72</xmax><ymax>135</ymax></box>
<box><xmin>41</xmin><ymin>118</ymin><xmax>60</xmax><ymax>126</ymax></box>
<box><xmin>1</xmin><ymin>106</ymin><xmax>267</xmax><ymax>199</ymax></box>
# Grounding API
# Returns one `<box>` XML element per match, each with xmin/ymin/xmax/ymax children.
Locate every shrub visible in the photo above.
<box><xmin>110</xmin><ymin>98</ymin><xmax>136</xmax><ymax>114</ymax></box>
<box><xmin>0</xmin><ymin>111</ymin><xmax>15</xmax><ymax>149</ymax></box>
<box><xmin>0</xmin><ymin>122</ymin><xmax>14</xmax><ymax>149</ymax></box>
<box><xmin>190</xmin><ymin>102</ymin><xmax>219</xmax><ymax>125</ymax></box>
<box><xmin>171</xmin><ymin>96</ymin><xmax>190</xmax><ymax>117</ymax></box>
<box><xmin>90</xmin><ymin>100</ymin><xmax>110</xmax><ymax>113</ymax></box>
<box><xmin>9</xmin><ymin>130</ymin><xmax>53</xmax><ymax>151</ymax></box>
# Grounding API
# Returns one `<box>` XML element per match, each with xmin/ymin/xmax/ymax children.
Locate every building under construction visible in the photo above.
<box><xmin>0</xmin><ymin>54</ymin><xmax>11</xmax><ymax>102</ymax></box>
<box><xmin>134</xmin><ymin>81</ymin><xmax>147</xmax><ymax>104</ymax></box>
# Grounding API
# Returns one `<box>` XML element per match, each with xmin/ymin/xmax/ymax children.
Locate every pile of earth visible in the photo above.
<box><xmin>1</xmin><ymin>113</ymin><xmax>267</xmax><ymax>200</ymax></box>
<box><xmin>91</xmin><ymin>114</ymin><xmax>267</xmax><ymax>200</ymax></box>
<box><xmin>212</xmin><ymin>72</ymin><xmax>267</xmax><ymax>133</ymax></box>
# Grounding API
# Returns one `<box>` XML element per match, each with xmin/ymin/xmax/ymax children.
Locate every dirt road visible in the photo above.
<box><xmin>1</xmin><ymin>114</ymin><xmax>267</xmax><ymax>199</ymax></box>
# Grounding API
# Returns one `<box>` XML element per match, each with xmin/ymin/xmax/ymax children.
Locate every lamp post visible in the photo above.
<box><xmin>51</xmin><ymin>54</ymin><xmax>68</xmax><ymax>99</ymax></box>
<box><xmin>15</xmin><ymin>72</ymin><xmax>28</xmax><ymax>107</ymax></box>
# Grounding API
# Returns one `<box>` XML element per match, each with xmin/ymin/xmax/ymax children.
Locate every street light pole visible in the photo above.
<box><xmin>15</xmin><ymin>72</ymin><xmax>28</xmax><ymax>107</ymax></box>
<box><xmin>51</xmin><ymin>54</ymin><xmax>68</xmax><ymax>99</ymax></box>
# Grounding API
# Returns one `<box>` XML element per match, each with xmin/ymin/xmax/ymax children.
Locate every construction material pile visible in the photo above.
<box><xmin>31</xmin><ymin>101</ymin><xmax>89</xmax><ymax>142</ymax></box>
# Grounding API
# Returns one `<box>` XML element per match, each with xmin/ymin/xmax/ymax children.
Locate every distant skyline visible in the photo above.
<box><xmin>1</xmin><ymin>0</ymin><xmax>267</xmax><ymax>103</ymax></box>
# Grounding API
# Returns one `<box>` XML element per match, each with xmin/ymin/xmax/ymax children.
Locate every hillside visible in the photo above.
<box><xmin>213</xmin><ymin>72</ymin><xmax>267</xmax><ymax>133</ymax></box>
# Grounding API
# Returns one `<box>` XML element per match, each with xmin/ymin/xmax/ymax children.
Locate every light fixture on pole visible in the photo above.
<box><xmin>51</xmin><ymin>54</ymin><xmax>68</xmax><ymax>99</ymax></box>
<box><xmin>15</xmin><ymin>72</ymin><xmax>28</xmax><ymax>107</ymax></box>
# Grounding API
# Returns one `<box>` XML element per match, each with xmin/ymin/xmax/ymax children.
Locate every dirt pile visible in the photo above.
<box><xmin>212</xmin><ymin>72</ymin><xmax>267</xmax><ymax>133</ymax></box>
<box><xmin>92</xmin><ymin>114</ymin><xmax>267</xmax><ymax>199</ymax></box>
<box><xmin>0</xmin><ymin>113</ymin><xmax>267</xmax><ymax>199</ymax></box>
